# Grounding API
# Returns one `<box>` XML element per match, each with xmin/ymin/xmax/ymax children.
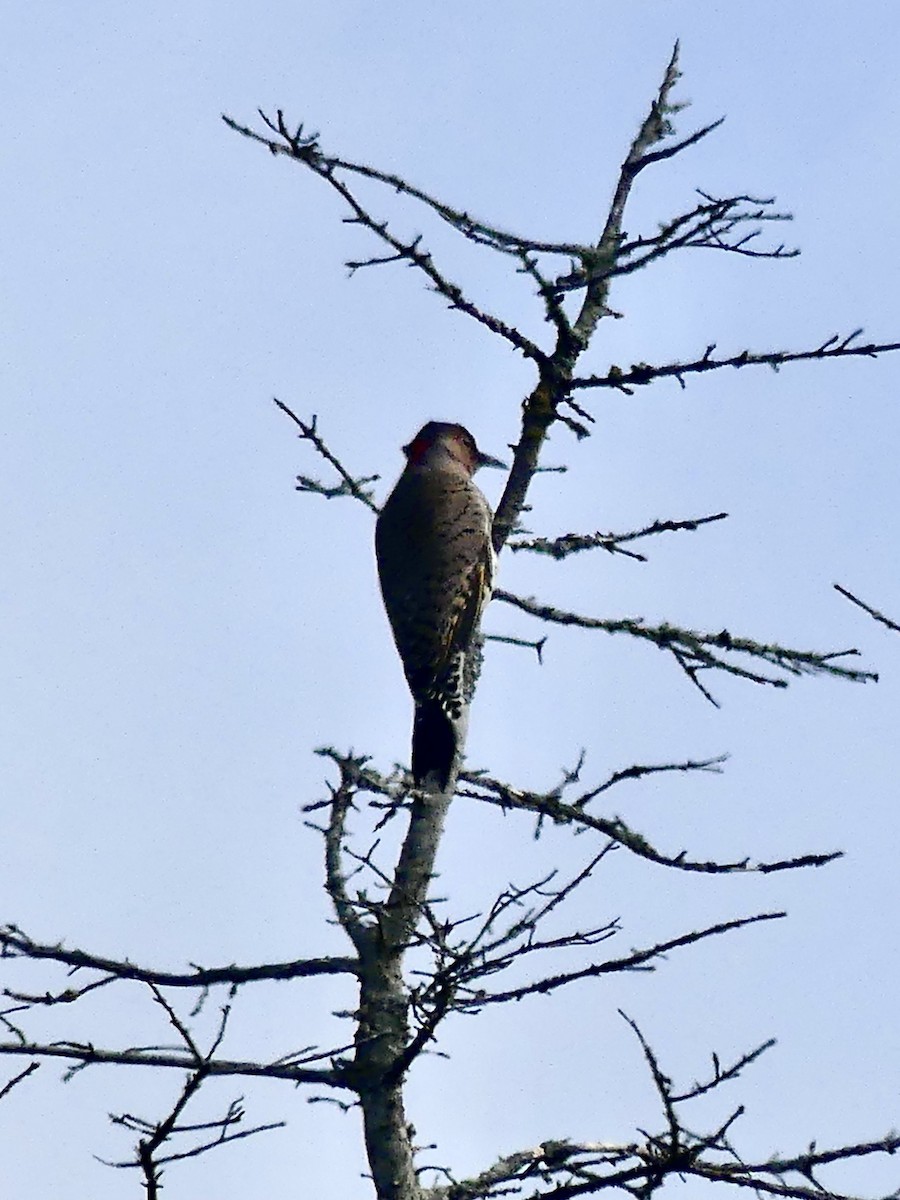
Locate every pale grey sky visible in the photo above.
<box><xmin>3</xmin><ymin>3</ymin><xmax>899</xmax><ymax>1196</ymax></box>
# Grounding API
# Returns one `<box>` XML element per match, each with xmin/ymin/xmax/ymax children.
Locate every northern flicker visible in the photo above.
<box><xmin>375</xmin><ymin>422</ymin><xmax>504</xmax><ymax>791</ymax></box>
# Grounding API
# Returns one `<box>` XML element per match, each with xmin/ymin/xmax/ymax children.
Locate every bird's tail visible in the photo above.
<box><xmin>412</xmin><ymin>699</ymin><xmax>462</xmax><ymax>792</ymax></box>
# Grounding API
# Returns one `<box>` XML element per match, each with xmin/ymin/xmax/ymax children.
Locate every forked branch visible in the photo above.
<box><xmin>221</xmin><ymin>113</ymin><xmax>546</xmax><ymax>366</ymax></box>
<box><xmin>574</xmin><ymin>329</ymin><xmax>900</xmax><ymax>394</ymax></box>
<box><xmin>423</xmin><ymin>1017</ymin><xmax>900</xmax><ymax>1199</ymax></box>
<box><xmin>494</xmin><ymin>588</ymin><xmax>876</xmax><ymax>702</ymax></box>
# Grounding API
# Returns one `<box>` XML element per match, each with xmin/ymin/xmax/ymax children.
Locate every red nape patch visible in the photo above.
<box><xmin>404</xmin><ymin>434</ymin><xmax>434</xmax><ymax>464</ymax></box>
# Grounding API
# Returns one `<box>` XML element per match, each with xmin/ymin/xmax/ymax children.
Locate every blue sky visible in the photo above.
<box><xmin>3</xmin><ymin>4</ymin><xmax>899</xmax><ymax>1196</ymax></box>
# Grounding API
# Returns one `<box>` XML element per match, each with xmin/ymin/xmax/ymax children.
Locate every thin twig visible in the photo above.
<box><xmin>456</xmin><ymin>912</ymin><xmax>784</xmax><ymax>1008</ymax></box>
<box><xmin>574</xmin><ymin>330</ymin><xmax>900</xmax><ymax>394</ymax></box>
<box><xmin>0</xmin><ymin>1061</ymin><xmax>39</xmax><ymax>1102</ymax></box>
<box><xmin>834</xmin><ymin>583</ymin><xmax>900</xmax><ymax>634</ymax></box>
<box><xmin>222</xmin><ymin>113</ymin><xmax>546</xmax><ymax>365</ymax></box>
<box><xmin>462</xmin><ymin>772</ymin><xmax>840</xmax><ymax>875</ymax></box>
<box><xmin>274</xmin><ymin>400</ymin><xmax>381</xmax><ymax>511</ymax></box>
<box><xmin>0</xmin><ymin>1041</ymin><xmax>348</xmax><ymax>1086</ymax></box>
<box><xmin>0</xmin><ymin>924</ymin><xmax>357</xmax><ymax>988</ymax></box>
<box><xmin>494</xmin><ymin>589</ymin><xmax>877</xmax><ymax>692</ymax></box>
<box><xmin>510</xmin><ymin>512</ymin><xmax>729</xmax><ymax>561</ymax></box>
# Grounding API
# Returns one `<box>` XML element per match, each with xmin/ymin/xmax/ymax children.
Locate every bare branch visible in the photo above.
<box><xmin>509</xmin><ymin>511</ymin><xmax>728</xmax><ymax>561</ymax></box>
<box><xmin>409</xmin><ymin>851</ymin><xmax>620</xmax><ymax>1020</ymax></box>
<box><xmin>516</xmin><ymin>248</ymin><xmax>577</xmax><ymax>344</ymax></box>
<box><xmin>225</xmin><ymin>110</ymin><xmax>590</xmax><ymax>261</ymax></box>
<box><xmin>573</xmin><ymin>329</ymin><xmax>900</xmax><ymax>394</ymax></box>
<box><xmin>222</xmin><ymin>113</ymin><xmax>547</xmax><ymax>365</ymax></box>
<box><xmin>571</xmin><ymin>754</ymin><xmax>727</xmax><ymax>805</ymax></box>
<box><xmin>670</xmin><ymin>1037</ymin><xmax>777</xmax><ymax>1104</ymax></box>
<box><xmin>620</xmin><ymin>1012</ymin><xmax>680</xmax><ymax>1146</ymax></box>
<box><xmin>100</xmin><ymin>1002</ymin><xmax>286</xmax><ymax>1191</ymax></box>
<box><xmin>425</xmin><ymin>1022</ymin><xmax>898</xmax><ymax>1200</ymax></box>
<box><xmin>0</xmin><ymin>1040</ymin><xmax>348</xmax><ymax>1086</ymax></box>
<box><xmin>315</xmin><ymin>749</ymin><xmax>458</xmax><ymax>1197</ymax></box>
<box><xmin>494</xmin><ymin>589</ymin><xmax>877</xmax><ymax>694</ymax></box>
<box><xmin>274</xmin><ymin>400</ymin><xmax>381</xmax><ymax>511</ymax></box>
<box><xmin>0</xmin><ymin>924</ymin><xmax>357</xmax><ymax>988</ymax></box>
<box><xmin>4</xmin><ymin>973</ymin><xmax>118</xmax><ymax>1008</ymax></box>
<box><xmin>314</xmin><ymin>750</ymin><xmax>839</xmax><ymax>876</ymax></box>
<box><xmin>462</xmin><ymin>771</ymin><xmax>841</xmax><ymax>875</ymax></box>
<box><xmin>425</xmin><ymin>1139</ymin><xmax>642</xmax><ymax>1200</ymax></box>
<box><xmin>106</xmin><ymin>1107</ymin><xmax>285</xmax><ymax>1173</ymax></box>
<box><xmin>570</xmin><ymin>42</ymin><xmax>717</xmax><ymax>351</ymax></box>
<box><xmin>711</xmin><ymin>1134</ymin><xmax>900</xmax><ymax>1182</ymax></box>
<box><xmin>484</xmin><ymin>632</ymin><xmax>547</xmax><ymax>662</ymax></box>
<box><xmin>834</xmin><ymin>583</ymin><xmax>900</xmax><ymax>634</ymax></box>
<box><xmin>492</xmin><ymin>47</ymin><xmax>760</xmax><ymax>552</ymax></box>
<box><xmin>455</xmin><ymin>912</ymin><xmax>784</xmax><ymax>1008</ymax></box>
<box><xmin>0</xmin><ymin>1061</ymin><xmax>39</xmax><ymax>1102</ymax></box>
<box><xmin>320</xmin><ymin>754</ymin><xmax>371</xmax><ymax>952</ymax></box>
<box><xmin>149</xmin><ymin>985</ymin><xmax>205</xmax><ymax>1062</ymax></box>
<box><xmin>555</xmin><ymin>192</ymin><xmax>796</xmax><ymax>296</ymax></box>
<box><xmin>134</xmin><ymin>1070</ymin><xmax>206</xmax><ymax>1196</ymax></box>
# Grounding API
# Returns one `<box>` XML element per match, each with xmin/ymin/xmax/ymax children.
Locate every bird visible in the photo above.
<box><xmin>375</xmin><ymin>422</ymin><xmax>504</xmax><ymax>791</ymax></box>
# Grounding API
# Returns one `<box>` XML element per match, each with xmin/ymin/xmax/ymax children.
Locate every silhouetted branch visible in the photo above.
<box><xmin>834</xmin><ymin>583</ymin><xmax>900</xmax><ymax>634</ymax></box>
<box><xmin>0</xmin><ymin>924</ymin><xmax>357</xmax><ymax>989</ymax></box>
<box><xmin>455</xmin><ymin>912</ymin><xmax>784</xmax><ymax>1008</ymax></box>
<box><xmin>0</xmin><ymin>1060</ymin><xmax>38</xmax><ymax>1102</ymax></box>
<box><xmin>510</xmin><ymin>512</ymin><xmax>728</xmax><ymax>561</ymax></box>
<box><xmin>571</xmin><ymin>753</ymin><xmax>727</xmax><ymax>805</ymax></box>
<box><xmin>670</xmin><ymin>1036</ymin><xmax>776</xmax><ymax>1104</ymax></box>
<box><xmin>318</xmin><ymin>752</ymin><xmax>372</xmax><ymax>950</ymax></box>
<box><xmin>703</xmin><ymin>1135</ymin><xmax>900</xmax><ymax>1184</ymax></box>
<box><xmin>461</xmin><ymin>769</ymin><xmax>840</xmax><ymax>875</ymax></box>
<box><xmin>107</xmin><ymin>1097</ymin><xmax>284</xmax><ymax>1178</ymax></box>
<box><xmin>222</xmin><ymin>113</ymin><xmax>546</xmax><ymax>365</ymax></box>
<box><xmin>569</xmin><ymin>43</ymin><xmax>717</xmax><ymax>351</ymax></box>
<box><xmin>487</xmin><ymin>44</ymin><xmax>803</xmax><ymax>553</ymax></box>
<box><xmin>573</xmin><ymin>330</ymin><xmax>900</xmax><ymax>394</ymax></box>
<box><xmin>386</xmin><ymin>859</ymin><xmax>615</xmax><ymax>1080</ymax></box>
<box><xmin>97</xmin><ymin>995</ymin><xmax>286</xmax><ymax>1194</ymax></box>
<box><xmin>485</xmin><ymin>632</ymin><xmax>547</xmax><ymax>662</ymax></box>
<box><xmin>515</xmin><ymin>248</ymin><xmax>574</xmax><ymax>343</ymax></box>
<box><xmin>554</xmin><ymin>192</ymin><xmax>796</xmax><ymax>296</ymax></box>
<box><xmin>225</xmin><ymin>113</ymin><xmax>590</xmax><ymax>260</ymax></box>
<box><xmin>423</xmin><ymin>851</ymin><xmax>618</xmax><ymax>1000</ymax></box>
<box><xmin>0</xmin><ymin>1040</ymin><xmax>347</xmax><ymax>1085</ymax></box>
<box><xmin>425</xmin><ymin>1020</ymin><xmax>899</xmax><ymax>1200</ymax></box>
<box><xmin>424</xmin><ymin>1139</ymin><xmax>641</xmax><ymax>1200</ymax></box>
<box><xmin>314</xmin><ymin>749</ymin><xmax>840</xmax><ymax>876</ymax></box>
<box><xmin>494</xmin><ymin>589</ymin><xmax>877</xmax><ymax>697</ymax></box>
<box><xmin>273</xmin><ymin>400</ymin><xmax>382</xmax><ymax>511</ymax></box>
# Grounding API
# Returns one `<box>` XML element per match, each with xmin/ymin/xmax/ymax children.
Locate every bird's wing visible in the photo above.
<box><xmin>431</xmin><ymin>542</ymin><xmax>493</xmax><ymax>681</ymax></box>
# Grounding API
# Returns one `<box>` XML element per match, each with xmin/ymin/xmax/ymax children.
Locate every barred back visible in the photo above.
<box><xmin>375</xmin><ymin>465</ymin><xmax>494</xmax><ymax>788</ymax></box>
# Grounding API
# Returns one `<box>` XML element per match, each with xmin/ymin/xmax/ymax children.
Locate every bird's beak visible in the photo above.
<box><xmin>477</xmin><ymin>450</ymin><xmax>507</xmax><ymax>470</ymax></box>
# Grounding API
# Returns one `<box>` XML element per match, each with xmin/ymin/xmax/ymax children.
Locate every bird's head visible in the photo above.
<box><xmin>403</xmin><ymin>422</ymin><xmax>506</xmax><ymax>476</ymax></box>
